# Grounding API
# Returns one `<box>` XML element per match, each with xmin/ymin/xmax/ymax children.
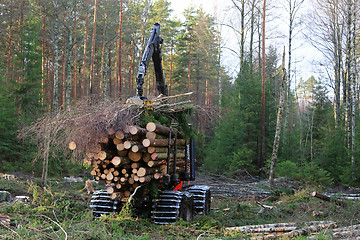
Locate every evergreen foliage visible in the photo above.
<box><xmin>204</xmin><ymin>62</ymin><xmax>263</xmax><ymax>175</ymax></box>
<box><xmin>13</xmin><ymin>15</ymin><xmax>43</xmax><ymax>119</ymax></box>
<box><xmin>0</xmin><ymin>74</ymin><xmax>21</xmax><ymax>167</ymax></box>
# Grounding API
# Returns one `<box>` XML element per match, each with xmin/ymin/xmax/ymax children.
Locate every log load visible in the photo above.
<box><xmin>146</xmin><ymin>122</ymin><xmax>184</xmax><ymax>138</ymax></box>
<box><xmin>70</xmin><ymin>122</ymin><xmax>188</xmax><ymax>200</ymax></box>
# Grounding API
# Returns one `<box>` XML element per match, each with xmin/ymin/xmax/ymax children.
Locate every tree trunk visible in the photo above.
<box><xmin>41</xmin><ymin>7</ymin><xmax>46</xmax><ymax>106</ymax></box>
<box><xmin>240</xmin><ymin>0</ymin><xmax>245</xmax><ymax>71</ymax></box>
<box><xmin>249</xmin><ymin>0</ymin><xmax>256</xmax><ymax>74</ymax></box>
<box><xmin>108</xmin><ymin>46</ymin><xmax>113</xmax><ymax>98</ymax></box>
<box><xmin>269</xmin><ymin>49</ymin><xmax>286</xmax><ymax>186</ymax></box>
<box><xmin>351</xmin><ymin>0</ymin><xmax>356</xmax><ymax>175</ymax></box>
<box><xmin>284</xmin><ymin>0</ymin><xmax>305</xmax><ymax>144</ymax></box>
<box><xmin>260</xmin><ymin>0</ymin><xmax>266</xmax><ymax>178</ymax></box>
<box><xmin>66</xmin><ymin>26</ymin><xmax>73</xmax><ymax>107</ymax></box>
<box><xmin>81</xmin><ymin>16</ymin><xmax>89</xmax><ymax>98</ymax></box>
<box><xmin>217</xmin><ymin>29</ymin><xmax>222</xmax><ymax>105</ymax></box>
<box><xmin>100</xmin><ymin>16</ymin><xmax>107</xmax><ymax>96</ymax></box>
<box><xmin>334</xmin><ymin>4</ymin><xmax>342</xmax><ymax>127</ymax></box>
<box><xmin>17</xmin><ymin>0</ymin><xmax>25</xmax><ymax>85</ymax></box>
<box><xmin>51</xmin><ymin>0</ymin><xmax>61</xmax><ymax>111</ymax></box>
<box><xmin>188</xmin><ymin>26</ymin><xmax>192</xmax><ymax>95</ymax></box>
<box><xmin>346</xmin><ymin>0</ymin><xmax>352</xmax><ymax>150</ymax></box>
<box><xmin>7</xmin><ymin>17</ymin><xmax>13</xmax><ymax>82</ymax></box>
<box><xmin>169</xmin><ymin>39</ymin><xmax>173</xmax><ymax>95</ymax></box>
<box><xmin>72</xmin><ymin>3</ymin><xmax>77</xmax><ymax>102</ymax></box>
<box><xmin>128</xmin><ymin>40</ymin><xmax>134</xmax><ymax>95</ymax></box>
<box><xmin>61</xmin><ymin>25</ymin><xmax>66</xmax><ymax>108</ymax></box>
<box><xmin>41</xmin><ymin>133</ymin><xmax>50</xmax><ymax>185</ymax></box>
<box><xmin>89</xmin><ymin>0</ymin><xmax>98</xmax><ymax>95</ymax></box>
<box><xmin>118</xmin><ymin>0</ymin><xmax>123</xmax><ymax>98</ymax></box>
<box><xmin>103</xmin><ymin>44</ymin><xmax>110</xmax><ymax>98</ymax></box>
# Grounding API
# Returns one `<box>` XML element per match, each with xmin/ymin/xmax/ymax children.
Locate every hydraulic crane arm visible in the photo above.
<box><xmin>136</xmin><ymin>23</ymin><xmax>168</xmax><ymax>98</ymax></box>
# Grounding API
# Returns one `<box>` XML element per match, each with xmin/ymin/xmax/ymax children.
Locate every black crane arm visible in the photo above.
<box><xmin>136</xmin><ymin>23</ymin><xmax>168</xmax><ymax>98</ymax></box>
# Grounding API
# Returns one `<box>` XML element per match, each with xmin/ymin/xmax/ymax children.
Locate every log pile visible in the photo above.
<box><xmin>70</xmin><ymin>122</ymin><xmax>187</xmax><ymax>200</ymax></box>
<box><xmin>332</xmin><ymin>224</ymin><xmax>360</xmax><ymax>238</ymax></box>
<box><xmin>225</xmin><ymin>221</ymin><xmax>337</xmax><ymax>239</ymax></box>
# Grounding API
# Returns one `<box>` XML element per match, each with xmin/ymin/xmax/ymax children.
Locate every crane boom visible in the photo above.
<box><xmin>136</xmin><ymin>23</ymin><xmax>168</xmax><ymax>98</ymax></box>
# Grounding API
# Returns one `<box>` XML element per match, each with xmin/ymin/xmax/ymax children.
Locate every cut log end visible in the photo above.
<box><xmin>146</xmin><ymin>122</ymin><xmax>157</xmax><ymax>132</ymax></box>
<box><xmin>115</xmin><ymin>130</ymin><xmax>125</xmax><ymax>140</ymax></box>
<box><xmin>69</xmin><ymin>141</ymin><xmax>77</xmax><ymax>150</ymax></box>
<box><xmin>142</xmin><ymin>139</ymin><xmax>151</xmax><ymax>147</ymax></box>
<box><xmin>111</xmin><ymin>156</ymin><xmax>121</xmax><ymax>166</ymax></box>
<box><xmin>107</xmin><ymin>128</ymin><xmax>115</xmax><ymax>136</ymax></box>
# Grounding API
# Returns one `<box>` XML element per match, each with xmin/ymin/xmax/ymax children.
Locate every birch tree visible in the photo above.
<box><xmin>307</xmin><ymin>0</ymin><xmax>345</xmax><ymax>127</ymax></box>
<box><xmin>283</xmin><ymin>0</ymin><xmax>304</xmax><ymax>143</ymax></box>
<box><xmin>269</xmin><ymin>48</ymin><xmax>287</xmax><ymax>187</ymax></box>
<box><xmin>260</xmin><ymin>0</ymin><xmax>266</xmax><ymax>178</ymax></box>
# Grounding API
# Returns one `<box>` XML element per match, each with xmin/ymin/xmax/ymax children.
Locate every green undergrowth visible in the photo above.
<box><xmin>1</xmin><ymin>179</ymin><xmax>360</xmax><ymax>239</ymax></box>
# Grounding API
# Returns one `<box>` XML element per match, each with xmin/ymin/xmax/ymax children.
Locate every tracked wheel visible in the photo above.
<box><xmin>151</xmin><ymin>191</ymin><xmax>194</xmax><ymax>224</ymax></box>
<box><xmin>90</xmin><ymin>190</ymin><xmax>120</xmax><ymax>219</ymax></box>
<box><xmin>187</xmin><ymin>185</ymin><xmax>211</xmax><ymax>215</ymax></box>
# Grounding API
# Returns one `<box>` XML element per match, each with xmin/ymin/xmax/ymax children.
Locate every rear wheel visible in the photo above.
<box><xmin>152</xmin><ymin>191</ymin><xmax>194</xmax><ymax>224</ymax></box>
<box><xmin>187</xmin><ymin>185</ymin><xmax>211</xmax><ymax>215</ymax></box>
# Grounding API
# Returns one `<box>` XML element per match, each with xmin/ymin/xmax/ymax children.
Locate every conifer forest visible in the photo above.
<box><xmin>3</xmin><ymin>0</ymin><xmax>360</xmax><ymax>239</ymax></box>
<box><xmin>1</xmin><ymin>0</ymin><xmax>359</xmax><ymax>186</ymax></box>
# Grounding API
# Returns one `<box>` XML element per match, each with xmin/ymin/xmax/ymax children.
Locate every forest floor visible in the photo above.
<box><xmin>1</xmin><ymin>171</ymin><xmax>360</xmax><ymax>239</ymax></box>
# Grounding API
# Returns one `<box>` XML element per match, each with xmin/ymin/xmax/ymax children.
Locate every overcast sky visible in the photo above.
<box><xmin>167</xmin><ymin>0</ymin><xmax>323</xmax><ymax>84</ymax></box>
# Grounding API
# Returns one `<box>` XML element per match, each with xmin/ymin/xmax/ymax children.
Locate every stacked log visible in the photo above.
<box><xmin>226</xmin><ymin>221</ymin><xmax>337</xmax><ymax>239</ymax></box>
<box><xmin>72</xmin><ymin>122</ymin><xmax>187</xmax><ymax>200</ymax></box>
<box><xmin>332</xmin><ymin>224</ymin><xmax>360</xmax><ymax>238</ymax></box>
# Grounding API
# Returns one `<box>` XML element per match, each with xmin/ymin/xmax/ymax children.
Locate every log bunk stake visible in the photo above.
<box><xmin>70</xmin><ymin>122</ymin><xmax>187</xmax><ymax>200</ymax></box>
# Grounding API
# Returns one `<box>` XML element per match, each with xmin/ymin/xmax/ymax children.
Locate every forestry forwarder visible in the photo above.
<box><xmin>90</xmin><ymin>23</ymin><xmax>211</xmax><ymax>224</ymax></box>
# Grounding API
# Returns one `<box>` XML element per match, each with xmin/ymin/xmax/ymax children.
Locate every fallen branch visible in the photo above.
<box><xmin>26</xmin><ymin>226</ymin><xmax>55</xmax><ymax>240</ymax></box>
<box><xmin>0</xmin><ymin>221</ymin><xmax>21</xmax><ymax>239</ymax></box>
<box><xmin>36</xmin><ymin>215</ymin><xmax>68</xmax><ymax>240</ymax></box>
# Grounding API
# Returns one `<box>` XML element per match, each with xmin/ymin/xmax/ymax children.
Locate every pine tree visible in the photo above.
<box><xmin>0</xmin><ymin>74</ymin><xmax>21</xmax><ymax>170</ymax></box>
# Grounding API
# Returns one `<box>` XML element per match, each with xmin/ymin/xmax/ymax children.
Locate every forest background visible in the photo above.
<box><xmin>0</xmin><ymin>0</ymin><xmax>359</xmax><ymax>187</ymax></box>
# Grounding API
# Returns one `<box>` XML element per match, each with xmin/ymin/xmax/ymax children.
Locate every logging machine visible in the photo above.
<box><xmin>90</xmin><ymin>23</ymin><xmax>211</xmax><ymax>224</ymax></box>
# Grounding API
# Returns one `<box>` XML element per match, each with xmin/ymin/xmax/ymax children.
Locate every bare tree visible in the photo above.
<box><xmin>249</xmin><ymin>0</ymin><xmax>259</xmax><ymax>73</ymax></box>
<box><xmin>306</xmin><ymin>0</ymin><xmax>345</xmax><ymax>127</ymax></box>
<box><xmin>283</xmin><ymin>0</ymin><xmax>305</xmax><ymax>143</ymax></box>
